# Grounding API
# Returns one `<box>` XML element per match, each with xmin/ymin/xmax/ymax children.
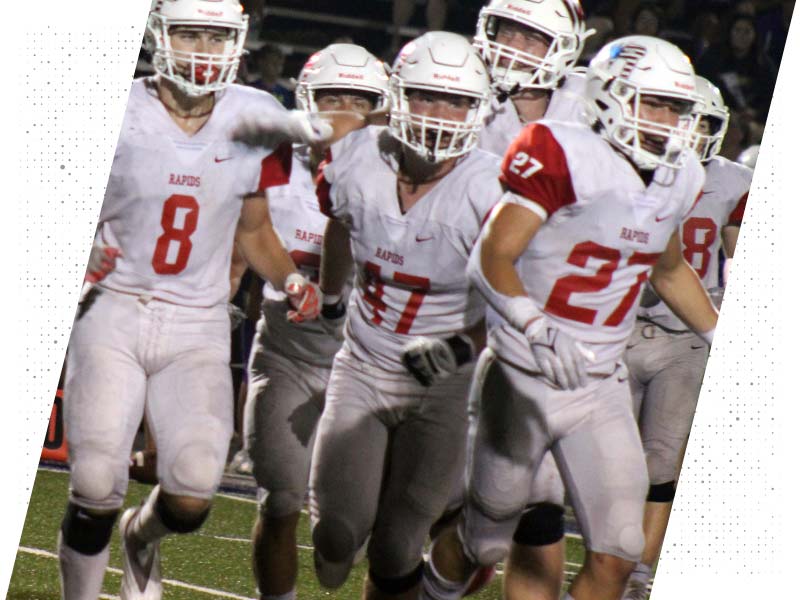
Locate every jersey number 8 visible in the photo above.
<box><xmin>151</xmin><ymin>195</ymin><xmax>200</xmax><ymax>275</ymax></box>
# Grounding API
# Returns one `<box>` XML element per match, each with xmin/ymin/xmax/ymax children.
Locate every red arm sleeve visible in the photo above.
<box><xmin>499</xmin><ymin>123</ymin><xmax>577</xmax><ymax>216</ymax></box>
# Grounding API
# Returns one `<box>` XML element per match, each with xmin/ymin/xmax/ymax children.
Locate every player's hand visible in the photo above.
<box><xmin>401</xmin><ymin>335</ymin><xmax>475</xmax><ymax>387</ymax></box>
<box><xmin>525</xmin><ymin>318</ymin><xmax>595</xmax><ymax>391</ymax></box>
<box><xmin>284</xmin><ymin>273</ymin><xmax>321</xmax><ymax>323</ymax></box>
<box><xmin>319</xmin><ymin>296</ymin><xmax>347</xmax><ymax>342</ymax></box>
<box><xmin>85</xmin><ymin>244</ymin><xmax>121</xmax><ymax>283</ymax></box>
<box><xmin>232</xmin><ymin>110</ymin><xmax>334</xmax><ymax>148</ymax></box>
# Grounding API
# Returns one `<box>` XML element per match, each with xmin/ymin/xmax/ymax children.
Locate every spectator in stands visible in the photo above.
<box><xmin>696</xmin><ymin>13</ymin><xmax>778</xmax><ymax>125</ymax></box>
<box><xmin>249</xmin><ymin>44</ymin><xmax>295</xmax><ymax>109</ymax></box>
<box><xmin>630</xmin><ymin>3</ymin><xmax>664</xmax><ymax>36</ymax></box>
<box><xmin>390</xmin><ymin>0</ymin><xmax>448</xmax><ymax>56</ymax></box>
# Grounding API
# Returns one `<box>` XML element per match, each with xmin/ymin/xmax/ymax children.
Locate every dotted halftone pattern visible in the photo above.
<box><xmin>0</xmin><ymin>6</ymin><xmax>147</xmax><ymax>596</ymax></box>
<box><xmin>651</xmin><ymin>13</ymin><xmax>797</xmax><ymax>599</ymax></box>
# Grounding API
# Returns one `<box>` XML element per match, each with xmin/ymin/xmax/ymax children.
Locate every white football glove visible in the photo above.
<box><xmin>232</xmin><ymin>109</ymin><xmax>334</xmax><ymax>148</ymax></box>
<box><xmin>284</xmin><ymin>273</ymin><xmax>322</xmax><ymax>323</ymax></box>
<box><xmin>85</xmin><ymin>244</ymin><xmax>121</xmax><ymax>283</ymax></box>
<box><xmin>401</xmin><ymin>334</ymin><xmax>475</xmax><ymax>387</ymax></box>
<box><xmin>525</xmin><ymin>318</ymin><xmax>595</xmax><ymax>391</ymax></box>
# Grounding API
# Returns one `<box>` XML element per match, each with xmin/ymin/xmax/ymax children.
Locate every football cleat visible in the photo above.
<box><xmin>119</xmin><ymin>508</ymin><xmax>163</xmax><ymax>600</ymax></box>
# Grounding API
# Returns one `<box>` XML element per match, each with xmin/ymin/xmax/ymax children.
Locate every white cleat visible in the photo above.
<box><xmin>622</xmin><ymin>575</ymin><xmax>651</xmax><ymax>600</ymax></box>
<box><xmin>119</xmin><ymin>508</ymin><xmax>163</xmax><ymax>600</ymax></box>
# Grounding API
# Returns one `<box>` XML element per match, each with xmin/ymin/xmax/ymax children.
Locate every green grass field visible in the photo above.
<box><xmin>9</xmin><ymin>468</ymin><xmax>589</xmax><ymax>599</ymax></box>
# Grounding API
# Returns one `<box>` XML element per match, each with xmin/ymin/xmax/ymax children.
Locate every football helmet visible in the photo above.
<box><xmin>295</xmin><ymin>44</ymin><xmax>390</xmax><ymax>112</ymax></box>
<box><xmin>389</xmin><ymin>31</ymin><xmax>491</xmax><ymax>163</ymax></box>
<box><xmin>145</xmin><ymin>0</ymin><xmax>248</xmax><ymax>96</ymax></box>
<box><xmin>473</xmin><ymin>0</ymin><xmax>592</xmax><ymax>93</ymax></box>
<box><xmin>585</xmin><ymin>35</ymin><xmax>702</xmax><ymax>170</ymax></box>
<box><xmin>691</xmin><ymin>76</ymin><xmax>730</xmax><ymax>163</ymax></box>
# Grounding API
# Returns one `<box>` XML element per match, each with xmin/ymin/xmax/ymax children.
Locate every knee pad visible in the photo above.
<box><xmin>647</xmin><ymin>481</ymin><xmax>676</xmax><ymax>503</ymax></box>
<box><xmin>263</xmin><ymin>488</ymin><xmax>305</xmax><ymax>519</ymax></box>
<box><xmin>60</xmin><ymin>502</ymin><xmax>118</xmax><ymax>555</ymax></box>
<box><xmin>512</xmin><ymin>502</ymin><xmax>565</xmax><ymax>547</ymax></box>
<box><xmin>170</xmin><ymin>442</ymin><xmax>222</xmax><ymax>497</ymax></box>
<box><xmin>312</xmin><ymin>515</ymin><xmax>358</xmax><ymax>564</ymax></box>
<box><xmin>369</xmin><ymin>561</ymin><xmax>423</xmax><ymax>595</ymax></box>
<box><xmin>156</xmin><ymin>493</ymin><xmax>210</xmax><ymax>534</ymax></box>
<box><xmin>70</xmin><ymin>455</ymin><xmax>116</xmax><ymax>504</ymax></box>
<box><xmin>459</xmin><ymin>502</ymin><xmax>515</xmax><ymax>567</ymax></box>
<box><xmin>594</xmin><ymin>500</ymin><xmax>645</xmax><ymax>562</ymax></box>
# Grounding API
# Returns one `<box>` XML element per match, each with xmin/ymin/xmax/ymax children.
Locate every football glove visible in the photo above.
<box><xmin>232</xmin><ymin>110</ymin><xmax>334</xmax><ymax>147</ymax></box>
<box><xmin>85</xmin><ymin>244</ymin><xmax>121</xmax><ymax>284</ymax></box>
<box><xmin>525</xmin><ymin>318</ymin><xmax>595</xmax><ymax>391</ymax></box>
<box><xmin>401</xmin><ymin>334</ymin><xmax>475</xmax><ymax>387</ymax></box>
<box><xmin>284</xmin><ymin>273</ymin><xmax>322</xmax><ymax>323</ymax></box>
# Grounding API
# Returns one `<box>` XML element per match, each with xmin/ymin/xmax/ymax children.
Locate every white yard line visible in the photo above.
<box><xmin>18</xmin><ymin>546</ymin><xmax>258</xmax><ymax>600</ymax></box>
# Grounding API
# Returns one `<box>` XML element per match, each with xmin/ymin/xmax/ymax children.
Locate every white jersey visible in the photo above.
<box><xmin>98</xmin><ymin>77</ymin><xmax>286</xmax><ymax>307</ymax></box>
<box><xmin>319</xmin><ymin>127</ymin><xmax>503</xmax><ymax>372</ymax></box>
<box><xmin>478</xmin><ymin>71</ymin><xmax>589</xmax><ymax>157</ymax></box>
<box><xmin>487</xmin><ymin>121</ymin><xmax>705</xmax><ymax>372</ymax></box>
<box><xmin>259</xmin><ymin>143</ymin><xmax>347</xmax><ymax>367</ymax></box>
<box><xmin>638</xmin><ymin>155</ymin><xmax>751</xmax><ymax>330</ymax></box>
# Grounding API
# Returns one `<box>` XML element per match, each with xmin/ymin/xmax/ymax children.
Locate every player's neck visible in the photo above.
<box><xmin>155</xmin><ymin>78</ymin><xmax>216</xmax><ymax>135</ymax></box>
<box><xmin>396</xmin><ymin>149</ymin><xmax>457</xmax><ymax>213</ymax></box>
<box><xmin>510</xmin><ymin>89</ymin><xmax>550</xmax><ymax>124</ymax></box>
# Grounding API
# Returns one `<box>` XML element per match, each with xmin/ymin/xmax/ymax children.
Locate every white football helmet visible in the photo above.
<box><xmin>692</xmin><ymin>76</ymin><xmax>730</xmax><ymax>163</ymax></box>
<box><xmin>295</xmin><ymin>44</ymin><xmax>390</xmax><ymax>112</ymax></box>
<box><xmin>146</xmin><ymin>0</ymin><xmax>248</xmax><ymax>96</ymax></box>
<box><xmin>389</xmin><ymin>31</ymin><xmax>491</xmax><ymax>163</ymax></box>
<box><xmin>585</xmin><ymin>35</ymin><xmax>702</xmax><ymax>170</ymax></box>
<box><xmin>474</xmin><ymin>0</ymin><xmax>593</xmax><ymax>93</ymax></box>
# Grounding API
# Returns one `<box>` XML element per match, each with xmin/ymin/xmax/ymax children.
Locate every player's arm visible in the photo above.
<box><xmin>235</xmin><ymin>192</ymin><xmax>321</xmax><ymax>322</ymax></box>
<box><xmin>319</xmin><ymin>217</ymin><xmax>353</xmax><ymax>302</ymax></box>
<box><xmin>649</xmin><ymin>230</ymin><xmax>718</xmax><ymax>343</ymax></box>
<box><xmin>721</xmin><ymin>226</ymin><xmax>739</xmax><ymax>258</ymax></box>
<box><xmin>229</xmin><ymin>242</ymin><xmax>247</xmax><ymax>300</ymax></box>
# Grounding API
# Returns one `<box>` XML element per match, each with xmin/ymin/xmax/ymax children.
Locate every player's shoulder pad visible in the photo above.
<box><xmin>500</xmin><ymin>120</ymin><xmax>590</xmax><ymax>216</ymax></box>
<box><xmin>706</xmin><ymin>154</ymin><xmax>753</xmax><ymax>187</ymax></box>
<box><xmin>326</xmin><ymin>126</ymin><xmax>387</xmax><ymax>180</ymax></box>
<box><xmin>224</xmin><ymin>83</ymin><xmax>287</xmax><ymax>114</ymax></box>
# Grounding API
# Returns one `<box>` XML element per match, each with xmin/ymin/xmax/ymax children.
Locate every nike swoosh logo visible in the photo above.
<box><xmin>655</xmin><ymin>214</ymin><xmax>671</xmax><ymax>222</ymax></box>
<box><xmin>214</xmin><ymin>156</ymin><xmax>233</xmax><ymax>163</ymax></box>
<box><xmin>415</xmin><ymin>235</ymin><xmax>434</xmax><ymax>242</ymax></box>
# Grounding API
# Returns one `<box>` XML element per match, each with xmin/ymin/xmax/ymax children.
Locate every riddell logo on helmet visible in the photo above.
<box><xmin>674</xmin><ymin>81</ymin><xmax>694</xmax><ymax>90</ymax></box>
<box><xmin>339</xmin><ymin>73</ymin><xmax>365</xmax><ymax>80</ymax></box>
<box><xmin>433</xmin><ymin>73</ymin><xmax>460</xmax><ymax>82</ymax></box>
<box><xmin>507</xmin><ymin>4</ymin><xmax>532</xmax><ymax>16</ymax></box>
<box><xmin>198</xmin><ymin>9</ymin><xmax>224</xmax><ymax>16</ymax></box>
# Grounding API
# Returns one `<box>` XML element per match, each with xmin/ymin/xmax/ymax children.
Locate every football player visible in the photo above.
<box><xmin>58</xmin><ymin>1</ymin><xmax>326</xmax><ymax>598</ymax></box>
<box><xmin>471</xmin><ymin>2</ymin><xmax>593</xmax><ymax>598</ymax></box>
<box><xmin>244</xmin><ymin>43</ymin><xmax>389</xmax><ymax>600</ymax></box>
<box><xmin>309</xmin><ymin>32</ymin><xmax>499</xmax><ymax>600</ymax></box>
<box><xmin>622</xmin><ymin>76</ymin><xmax>751</xmax><ymax>600</ymax></box>
<box><xmin>421</xmin><ymin>36</ymin><xmax>718</xmax><ymax>600</ymax></box>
